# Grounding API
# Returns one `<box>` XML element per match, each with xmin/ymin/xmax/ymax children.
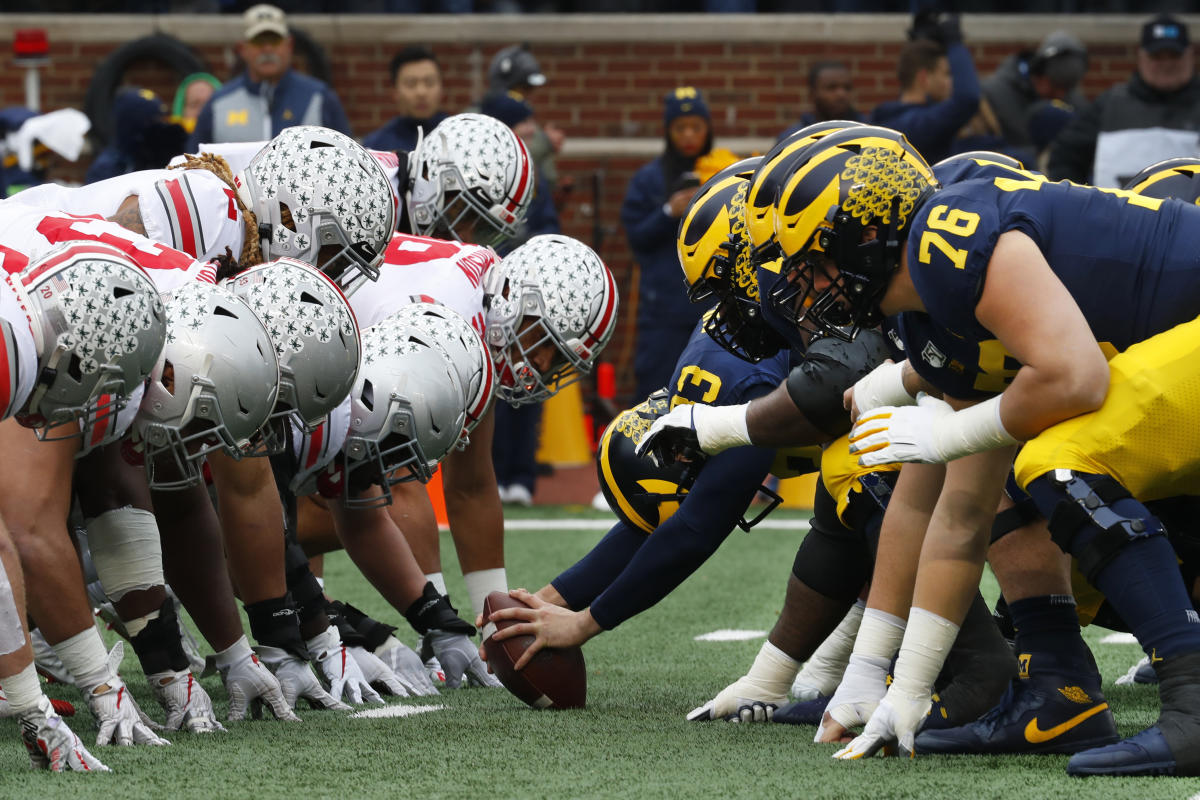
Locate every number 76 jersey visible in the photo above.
<box><xmin>905</xmin><ymin>173</ymin><xmax>1200</xmax><ymax>358</ymax></box>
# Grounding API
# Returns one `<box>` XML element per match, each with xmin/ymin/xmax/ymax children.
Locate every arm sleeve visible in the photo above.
<box><xmin>322</xmin><ymin>87</ymin><xmax>353</xmax><ymax>137</ymax></box>
<box><xmin>1045</xmin><ymin>93</ymin><xmax>1103</xmax><ymax>183</ymax></box>
<box><xmin>551</xmin><ymin>521</ymin><xmax>648</xmax><ymax>611</ymax></box>
<box><xmin>587</xmin><ymin>443</ymin><xmax>777</xmax><ymax>630</ymax></box>
<box><xmin>620</xmin><ymin>166</ymin><xmax>678</xmax><ymax>251</ymax></box>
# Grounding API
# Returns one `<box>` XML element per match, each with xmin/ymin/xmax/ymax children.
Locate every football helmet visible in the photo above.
<box><xmin>768</xmin><ymin>125</ymin><xmax>937</xmax><ymax>341</ymax></box>
<box><xmin>745</xmin><ymin>120</ymin><xmax>864</xmax><ymax>265</ymax></box>
<box><xmin>341</xmin><ymin>317</ymin><xmax>467</xmax><ymax>507</ymax></box>
<box><xmin>483</xmin><ymin>234</ymin><xmax>617</xmax><ymax>407</ymax></box>
<box><xmin>597</xmin><ymin>390</ymin><xmax>780</xmax><ymax>533</ymax></box>
<box><xmin>407</xmin><ymin>113</ymin><xmax>535</xmax><ymax>249</ymax></box>
<box><xmin>385</xmin><ymin>301</ymin><xmax>493</xmax><ymax>446</ymax></box>
<box><xmin>678</xmin><ymin>158</ymin><xmax>787</xmax><ymax>363</ymax></box>
<box><xmin>136</xmin><ymin>282</ymin><xmax>280</xmax><ymax>489</ymax></box>
<box><xmin>932</xmin><ymin>150</ymin><xmax>1026</xmax><ymax>173</ymax></box>
<box><xmin>1124</xmin><ymin>157</ymin><xmax>1200</xmax><ymax>203</ymax></box>
<box><xmin>224</xmin><ymin>257</ymin><xmax>361</xmax><ymax>449</ymax></box>
<box><xmin>238</xmin><ymin>125</ymin><xmax>396</xmax><ymax>282</ymax></box>
<box><xmin>11</xmin><ymin>242</ymin><xmax>166</xmax><ymax>452</ymax></box>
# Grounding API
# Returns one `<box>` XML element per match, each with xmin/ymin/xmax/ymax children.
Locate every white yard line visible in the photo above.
<box><xmin>1099</xmin><ymin>632</ymin><xmax>1140</xmax><ymax>645</ymax></box>
<box><xmin>351</xmin><ymin>704</ymin><xmax>445</xmax><ymax>720</ymax></box>
<box><xmin>694</xmin><ymin>629</ymin><xmax>768</xmax><ymax>642</ymax></box>
<box><xmin>504</xmin><ymin>518</ymin><xmax>812</xmax><ymax>532</ymax></box>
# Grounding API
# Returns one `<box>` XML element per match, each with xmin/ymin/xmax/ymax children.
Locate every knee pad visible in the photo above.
<box><xmin>87</xmin><ymin>506</ymin><xmax>163</xmax><ymax>602</ymax></box>
<box><xmin>1039</xmin><ymin>470</ymin><xmax>1164</xmax><ymax>583</ymax></box>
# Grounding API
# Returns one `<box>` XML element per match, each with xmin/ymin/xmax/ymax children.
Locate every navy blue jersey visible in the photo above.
<box><xmin>894</xmin><ymin>311</ymin><xmax>1017</xmax><ymax>400</ymax></box>
<box><xmin>933</xmin><ymin>154</ymin><xmax>1040</xmax><ymax>189</ymax></box>
<box><xmin>906</xmin><ymin>175</ymin><xmax>1200</xmax><ymax>366</ymax></box>
<box><xmin>666</xmin><ymin>314</ymin><xmax>791</xmax><ymax>408</ymax></box>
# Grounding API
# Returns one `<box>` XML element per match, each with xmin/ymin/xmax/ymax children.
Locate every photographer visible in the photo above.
<box><xmin>620</xmin><ymin>86</ymin><xmax>714</xmax><ymax>401</ymax></box>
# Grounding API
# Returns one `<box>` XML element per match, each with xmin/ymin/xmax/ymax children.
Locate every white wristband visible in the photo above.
<box><xmin>693</xmin><ymin>402</ymin><xmax>752</xmax><ymax>455</ymax></box>
<box><xmin>852</xmin><ymin>360</ymin><xmax>914</xmax><ymax>418</ymax></box>
<box><xmin>932</xmin><ymin>393</ymin><xmax>1019</xmax><ymax>461</ymax></box>
<box><xmin>852</xmin><ymin>607</ymin><xmax>907</xmax><ymax>662</ymax></box>
<box><xmin>891</xmin><ymin>607</ymin><xmax>959</xmax><ymax>698</ymax></box>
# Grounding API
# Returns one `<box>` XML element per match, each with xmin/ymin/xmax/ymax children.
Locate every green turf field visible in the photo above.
<box><xmin>1</xmin><ymin>506</ymin><xmax>1198</xmax><ymax>799</ymax></box>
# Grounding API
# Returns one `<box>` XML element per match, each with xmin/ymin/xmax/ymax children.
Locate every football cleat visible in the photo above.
<box><xmin>772</xmin><ymin>695</ymin><xmax>830</xmax><ymax>727</ymax></box>
<box><xmin>914</xmin><ymin>675</ymin><xmax>1118</xmax><ymax>755</ymax></box>
<box><xmin>1114</xmin><ymin>655</ymin><xmax>1159</xmax><ymax>686</ymax></box>
<box><xmin>1066</xmin><ymin>727</ymin><xmax>1178</xmax><ymax>776</ymax></box>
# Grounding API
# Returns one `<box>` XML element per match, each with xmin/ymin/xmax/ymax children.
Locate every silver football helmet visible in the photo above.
<box><xmin>483</xmin><ymin>234</ymin><xmax>618</xmax><ymax>407</ymax></box>
<box><xmin>407</xmin><ymin>113</ymin><xmax>535</xmax><ymax>249</ymax></box>
<box><xmin>385</xmin><ymin>301</ymin><xmax>493</xmax><ymax>447</ymax></box>
<box><xmin>341</xmin><ymin>317</ymin><xmax>467</xmax><ymax>508</ymax></box>
<box><xmin>224</xmin><ymin>257</ymin><xmax>361</xmax><ymax>451</ymax></box>
<box><xmin>10</xmin><ymin>242</ymin><xmax>166</xmax><ymax>453</ymax></box>
<box><xmin>237</xmin><ymin>125</ymin><xmax>396</xmax><ymax>281</ymax></box>
<box><xmin>135</xmin><ymin>282</ymin><xmax>280</xmax><ymax>489</ymax></box>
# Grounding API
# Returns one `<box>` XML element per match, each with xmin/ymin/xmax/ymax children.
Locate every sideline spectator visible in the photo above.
<box><xmin>363</xmin><ymin>46</ymin><xmax>448</xmax><ymax>154</ymax></box>
<box><xmin>186</xmin><ymin>4</ymin><xmax>350</xmax><ymax>149</ymax></box>
<box><xmin>778</xmin><ymin>60</ymin><xmax>863</xmax><ymax>141</ymax></box>
<box><xmin>480</xmin><ymin>90</ymin><xmax>560</xmax><ymax>508</ymax></box>
<box><xmin>171</xmin><ymin>72</ymin><xmax>221</xmax><ymax>135</ymax></box>
<box><xmin>621</xmin><ymin>86</ymin><xmax>714</xmax><ymax>402</ymax></box>
<box><xmin>1048</xmin><ymin>14</ymin><xmax>1200</xmax><ymax>187</ymax></box>
<box><xmin>870</xmin><ymin>12</ymin><xmax>980</xmax><ymax>164</ymax></box>
<box><xmin>978</xmin><ymin>31</ymin><xmax>1087</xmax><ymax>164</ymax></box>
<box><xmin>87</xmin><ymin>87</ymin><xmax>186</xmax><ymax>183</ymax></box>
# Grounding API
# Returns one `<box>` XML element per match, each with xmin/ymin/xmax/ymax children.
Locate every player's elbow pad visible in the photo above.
<box><xmin>786</xmin><ymin>330</ymin><xmax>893</xmax><ymax>437</ymax></box>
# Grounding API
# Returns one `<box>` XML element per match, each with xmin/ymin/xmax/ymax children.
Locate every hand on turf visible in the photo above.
<box><xmin>848</xmin><ymin>394</ymin><xmax>956</xmax><ymax>466</ymax></box>
<box><xmin>148</xmin><ymin>669</ymin><xmax>226</xmax><ymax>733</ymax></box>
<box><xmin>427</xmin><ymin>630</ymin><xmax>502</xmax><ymax>689</ymax></box>
<box><xmin>832</xmin><ymin>686</ymin><xmax>930</xmax><ymax>760</ymax></box>
<box><xmin>20</xmin><ymin>695</ymin><xmax>110</xmax><ymax>772</ymax></box>
<box><xmin>686</xmin><ymin>674</ymin><xmax>787</xmax><ymax>723</ymax></box>
<box><xmin>85</xmin><ymin>679</ymin><xmax>170</xmax><ymax>747</ymax></box>
<box><xmin>374</xmin><ymin>636</ymin><xmax>439</xmax><ymax>696</ymax></box>
<box><xmin>223</xmin><ymin>647</ymin><xmax>301</xmax><ymax>721</ymax></box>
<box><xmin>485</xmin><ymin>589</ymin><xmax>601</xmax><ymax>672</ymax></box>
<box><xmin>253</xmin><ymin>646</ymin><xmax>349</xmax><ymax>712</ymax></box>
<box><xmin>348</xmin><ymin>646</ymin><xmax>409</xmax><ymax>697</ymax></box>
<box><xmin>815</xmin><ymin>654</ymin><xmax>891</xmax><ymax>743</ymax></box>
<box><xmin>306</xmin><ymin>626</ymin><xmax>383</xmax><ymax>705</ymax></box>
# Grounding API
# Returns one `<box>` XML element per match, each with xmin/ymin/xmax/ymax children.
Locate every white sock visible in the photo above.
<box><xmin>425</xmin><ymin>572</ymin><xmax>448</xmax><ymax>597</ymax></box>
<box><xmin>51</xmin><ymin>626</ymin><xmax>111</xmax><ymax>691</ymax></box>
<box><xmin>464</xmin><ymin>568</ymin><xmax>508</xmax><ymax>619</ymax></box>
<box><xmin>0</xmin><ymin>662</ymin><xmax>42</xmax><ymax>714</ymax></box>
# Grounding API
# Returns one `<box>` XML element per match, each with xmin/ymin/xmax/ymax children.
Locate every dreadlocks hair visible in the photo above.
<box><xmin>169</xmin><ymin>152</ymin><xmax>263</xmax><ymax>268</ymax></box>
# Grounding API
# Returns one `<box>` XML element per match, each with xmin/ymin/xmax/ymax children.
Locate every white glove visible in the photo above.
<box><xmin>148</xmin><ymin>670</ymin><xmax>226</xmax><ymax>733</ymax></box>
<box><xmin>850</xmin><ymin>393</ymin><xmax>1016</xmax><ymax>467</ymax></box>
<box><xmin>634</xmin><ymin>402</ymin><xmax>751</xmax><ymax>465</ymax></box>
<box><xmin>849</xmin><ymin>360</ymin><xmax>914</xmax><ymax>421</ymax></box>
<box><xmin>19</xmin><ymin>694</ymin><xmax>110</xmax><ymax>772</ymax></box>
<box><xmin>375</xmin><ymin>636</ymin><xmax>439</xmax><ymax>696</ymax></box>
<box><xmin>832</xmin><ymin>686</ymin><xmax>931</xmax><ymax>760</ymax></box>
<box><xmin>687</xmin><ymin>642</ymin><xmax>798</xmax><ymax>722</ymax></box>
<box><xmin>348</xmin><ymin>646</ymin><xmax>409</xmax><ymax>697</ymax></box>
<box><xmin>219</xmin><ymin>642</ymin><xmax>301</xmax><ymax>722</ymax></box>
<box><xmin>816</xmin><ymin>653</ymin><xmax>891</xmax><ymax>742</ymax></box>
<box><xmin>253</xmin><ymin>646</ymin><xmax>348</xmax><ymax>712</ymax></box>
<box><xmin>84</xmin><ymin>678</ymin><xmax>169</xmax><ymax>747</ymax></box>
<box><xmin>427</xmin><ymin>630</ymin><xmax>502</xmax><ymax>689</ymax></box>
<box><xmin>306</xmin><ymin>626</ymin><xmax>383</xmax><ymax>705</ymax></box>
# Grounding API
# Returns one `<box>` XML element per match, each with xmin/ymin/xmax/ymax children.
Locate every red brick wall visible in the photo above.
<box><xmin>0</xmin><ymin>34</ymin><xmax>1140</xmax><ymax>404</ymax></box>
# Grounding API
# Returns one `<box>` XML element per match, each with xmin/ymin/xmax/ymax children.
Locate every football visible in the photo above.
<box><xmin>481</xmin><ymin>591</ymin><xmax>587</xmax><ymax>709</ymax></box>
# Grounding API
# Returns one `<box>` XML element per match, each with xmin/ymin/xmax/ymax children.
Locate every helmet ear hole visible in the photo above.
<box><xmin>360</xmin><ymin>379</ymin><xmax>374</xmax><ymax>412</ymax></box>
<box><xmin>299</xmin><ymin>291</ymin><xmax>321</xmax><ymax>305</ymax></box>
<box><xmin>213</xmin><ymin>305</ymin><xmax>237</xmax><ymax>319</ymax></box>
<box><xmin>113</xmin><ymin>286</ymin><xmax>133</xmax><ymax>299</ymax></box>
<box><xmin>279</xmin><ymin>203</ymin><xmax>297</xmax><ymax>232</ymax></box>
<box><xmin>65</xmin><ymin>353</ymin><xmax>83</xmax><ymax>382</ymax></box>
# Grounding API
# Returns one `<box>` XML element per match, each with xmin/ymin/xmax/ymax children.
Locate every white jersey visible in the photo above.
<box><xmin>12</xmin><ymin>169</ymin><xmax>245</xmax><ymax>264</ymax></box>
<box><xmin>289</xmin><ymin>396</ymin><xmax>352</xmax><ymax>498</ymax></box>
<box><xmin>344</xmin><ymin>232</ymin><xmax>492</xmax><ymax>336</ymax></box>
<box><xmin>0</xmin><ymin>276</ymin><xmax>38</xmax><ymax>421</ymax></box>
<box><xmin>0</xmin><ymin>202</ymin><xmax>217</xmax><ymax>294</ymax></box>
<box><xmin>177</xmin><ymin>142</ymin><xmax>406</xmax><ymax>217</ymax></box>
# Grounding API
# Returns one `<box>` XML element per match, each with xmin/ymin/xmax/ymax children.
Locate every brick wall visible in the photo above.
<box><xmin>0</xmin><ymin>13</ymin><xmax>1159</xmax><ymax>403</ymax></box>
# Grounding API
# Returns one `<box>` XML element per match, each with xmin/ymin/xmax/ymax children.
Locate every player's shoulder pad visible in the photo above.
<box><xmin>785</xmin><ymin>329</ymin><xmax>891</xmax><ymax>438</ymax></box>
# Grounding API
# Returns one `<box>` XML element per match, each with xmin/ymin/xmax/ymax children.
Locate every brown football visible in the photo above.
<box><xmin>481</xmin><ymin>591</ymin><xmax>586</xmax><ymax>709</ymax></box>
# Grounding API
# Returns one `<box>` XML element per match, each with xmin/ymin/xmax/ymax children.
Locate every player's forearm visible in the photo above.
<box><xmin>998</xmin><ymin>361</ymin><xmax>1108</xmax><ymax>441</ymax></box>
<box><xmin>331</xmin><ymin>504</ymin><xmax>426</xmax><ymax>611</ymax></box>
<box><xmin>864</xmin><ymin>462</ymin><xmax>945</xmax><ymax>619</ymax></box>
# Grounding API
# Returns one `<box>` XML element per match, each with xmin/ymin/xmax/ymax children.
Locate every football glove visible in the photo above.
<box><xmin>833</xmin><ymin>686</ymin><xmax>931</xmax><ymax>760</ymax></box>
<box><xmin>20</xmin><ymin>695</ymin><xmax>110</xmax><ymax>772</ymax></box>
<box><xmin>306</xmin><ymin>626</ymin><xmax>383</xmax><ymax>705</ymax></box>
<box><xmin>148</xmin><ymin>670</ymin><xmax>225</xmax><ymax>733</ymax></box>
<box><xmin>218</xmin><ymin>640</ymin><xmax>301</xmax><ymax>722</ymax></box>
<box><xmin>348</xmin><ymin>646</ymin><xmax>409</xmax><ymax>697</ymax></box>
<box><xmin>816</xmin><ymin>653</ymin><xmax>891</xmax><ymax>742</ymax></box>
<box><xmin>427</xmin><ymin>630</ymin><xmax>502</xmax><ymax>689</ymax></box>
<box><xmin>634</xmin><ymin>403</ymin><xmax>750</xmax><ymax>466</ymax></box>
<box><xmin>85</xmin><ymin>680</ymin><xmax>169</xmax><ymax>747</ymax></box>
<box><xmin>252</xmin><ymin>645</ymin><xmax>347</xmax><ymax>712</ymax></box>
<box><xmin>375</xmin><ymin>636</ymin><xmax>439</xmax><ymax>696</ymax></box>
<box><xmin>687</xmin><ymin>641</ymin><xmax>797</xmax><ymax>722</ymax></box>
